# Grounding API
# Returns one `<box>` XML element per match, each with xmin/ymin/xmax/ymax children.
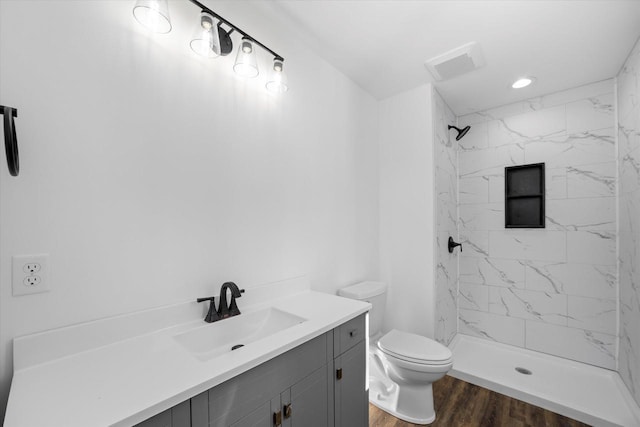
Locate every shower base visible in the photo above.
<box><xmin>448</xmin><ymin>334</ymin><xmax>640</xmax><ymax>427</ymax></box>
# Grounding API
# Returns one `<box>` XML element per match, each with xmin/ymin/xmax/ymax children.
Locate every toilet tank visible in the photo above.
<box><xmin>338</xmin><ymin>281</ymin><xmax>387</xmax><ymax>338</ymax></box>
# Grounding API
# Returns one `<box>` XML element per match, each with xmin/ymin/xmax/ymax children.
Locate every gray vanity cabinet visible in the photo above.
<box><xmin>135</xmin><ymin>314</ymin><xmax>367</xmax><ymax>427</ymax></box>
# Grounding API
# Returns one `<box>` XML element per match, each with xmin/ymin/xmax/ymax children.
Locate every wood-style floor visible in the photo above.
<box><xmin>369</xmin><ymin>375</ymin><xmax>591</xmax><ymax>427</ymax></box>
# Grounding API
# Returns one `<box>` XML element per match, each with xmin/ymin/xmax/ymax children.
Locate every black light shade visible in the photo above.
<box><xmin>448</xmin><ymin>125</ymin><xmax>471</xmax><ymax>141</ymax></box>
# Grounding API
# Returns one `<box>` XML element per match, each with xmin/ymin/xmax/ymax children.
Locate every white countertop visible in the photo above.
<box><xmin>4</xmin><ymin>278</ymin><xmax>370</xmax><ymax>427</ymax></box>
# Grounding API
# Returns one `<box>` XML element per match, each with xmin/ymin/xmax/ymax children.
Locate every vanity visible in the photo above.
<box><xmin>139</xmin><ymin>314</ymin><xmax>366</xmax><ymax>427</ymax></box>
<box><xmin>4</xmin><ymin>277</ymin><xmax>370</xmax><ymax>426</ymax></box>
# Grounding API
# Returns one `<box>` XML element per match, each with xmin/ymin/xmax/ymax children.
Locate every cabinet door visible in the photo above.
<box><xmin>231</xmin><ymin>401</ymin><xmax>271</xmax><ymax>427</ymax></box>
<box><xmin>288</xmin><ymin>365</ymin><xmax>329</xmax><ymax>427</ymax></box>
<box><xmin>210</xmin><ymin>333</ymin><xmax>329</xmax><ymax>426</ymax></box>
<box><xmin>136</xmin><ymin>400</ymin><xmax>190</xmax><ymax>427</ymax></box>
<box><xmin>334</xmin><ymin>341</ymin><xmax>367</xmax><ymax>427</ymax></box>
<box><xmin>190</xmin><ymin>391</ymin><xmax>209</xmax><ymax>427</ymax></box>
<box><xmin>170</xmin><ymin>400</ymin><xmax>191</xmax><ymax>427</ymax></box>
<box><xmin>136</xmin><ymin>409</ymin><xmax>171</xmax><ymax>427</ymax></box>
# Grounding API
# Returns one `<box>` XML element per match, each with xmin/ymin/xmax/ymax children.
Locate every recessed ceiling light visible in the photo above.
<box><xmin>512</xmin><ymin>77</ymin><xmax>533</xmax><ymax>89</ymax></box>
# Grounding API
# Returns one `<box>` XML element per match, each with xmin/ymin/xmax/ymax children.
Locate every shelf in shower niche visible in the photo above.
<box><xmin>505</xmin><ymin>163</ymin><xmax>545</xmax><ymax>228</ymax></box>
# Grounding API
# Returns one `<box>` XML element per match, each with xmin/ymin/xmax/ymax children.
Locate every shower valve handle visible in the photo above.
<box><xmin>448</xmin><ymin>237</ymin><xmax>462</xmax><ymax>253</ymax></box>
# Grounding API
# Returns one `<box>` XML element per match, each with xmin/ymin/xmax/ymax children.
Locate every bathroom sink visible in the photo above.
<box><xmin>173</xmin><ymin>307</ymin><xmax>307</xmax><ymax>360</ymax></box>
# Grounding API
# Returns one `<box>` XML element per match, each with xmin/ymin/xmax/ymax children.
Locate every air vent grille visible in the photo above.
<box><xmin>425</xmin><ymin>42</ymin><xmax>485</xmax><ymax>81</ymax></box>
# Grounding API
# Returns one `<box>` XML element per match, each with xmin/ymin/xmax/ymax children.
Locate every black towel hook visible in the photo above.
<box><xmin>448</xmin><ymin>236</ymin><xmax>462</xmax><ymax>253</ymax></box>
<box><xmin>1</xmin><ymin>105</ymin><xmax>19</xmax><ymax>176</ymax></box>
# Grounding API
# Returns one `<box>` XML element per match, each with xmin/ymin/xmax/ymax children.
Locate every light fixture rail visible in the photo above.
<box><xmin>187</xmin><ymin>0</ymin><xmax>284</xmax><ymax>61</ymax></box>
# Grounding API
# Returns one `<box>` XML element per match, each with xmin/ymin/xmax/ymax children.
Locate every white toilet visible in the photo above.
<box><xmin>338</xmin><ymin>281</ymin><xmax>453</xmax><ymax>425</ymax></box>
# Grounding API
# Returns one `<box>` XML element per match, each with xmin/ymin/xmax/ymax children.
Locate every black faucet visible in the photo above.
<box><xmin>196</xmin><ymin>296</ymin><xmax>220</xmax><ymax>323</ymax></box>
<box><xmin>218</xmin><ymin>281</ymin><xmax>245</xmax><ymax>319</ymax></box>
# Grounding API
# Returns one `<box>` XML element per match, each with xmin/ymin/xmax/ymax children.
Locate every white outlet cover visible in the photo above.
<box><xmin>12</xmin><ymin>254</ymin><xmax>50</xmax><ymax>296</ymax></box>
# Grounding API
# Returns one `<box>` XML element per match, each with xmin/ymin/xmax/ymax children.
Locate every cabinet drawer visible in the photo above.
<box><xmin>334</xmin><ymin>314</ymin><xmax>365</xmax><ymax>357</ymax></box>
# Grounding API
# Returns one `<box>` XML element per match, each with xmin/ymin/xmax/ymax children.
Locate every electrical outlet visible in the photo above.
<box><xmin>23</xmin><ymin>263</ymin><xmax>42</xmax><ymax>274</ymax></box>
<box><xmin>23</xmin><ymin>276</ymin><xmax>42</xmax><ymax>286</ymax></box>
<box><xmin>12</xmin><ymin>254</ymin><xmax>49</xmax><ymax>296</ymax></box>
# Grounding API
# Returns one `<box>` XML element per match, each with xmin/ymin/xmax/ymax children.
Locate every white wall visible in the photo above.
<box><xmin>0</xmin><ymin>0</ymin><xmax>379</xmax><ymax>418</ymax></box>
<box><xmin>379</xmin><ymin>84</ymin><xmax>436</xmax><ymax>338</ymax></box>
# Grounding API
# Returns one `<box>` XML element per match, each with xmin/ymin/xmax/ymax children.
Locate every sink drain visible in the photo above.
<box><xmin>515</xmin><ymin>367</ymin><xmax>532</xmax><ymax>375</ymax></box>
<box><xmin>231</xmin><ymin>344</ymin><xmax>244</xmax><ymax>351</ymax></box>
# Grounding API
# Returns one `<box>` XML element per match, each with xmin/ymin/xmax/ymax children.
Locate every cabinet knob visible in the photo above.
<box><xmin>273</xmin><ymin>410</ymin><xmax>282</xmax><ymax>426</ymax></box>
<box><xmin>283</xmin><ymin>403</ymin><xmax>292</xmax><ymax>419</ymax></box>
<box><xmin>336</xmin><ymin>368</ymin><xmax>343</xmax><ymax>380</ymax></box>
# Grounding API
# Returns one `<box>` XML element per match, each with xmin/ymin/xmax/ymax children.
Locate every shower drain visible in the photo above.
<box><xmin>515</xmin><ymin>367</ymin><xmax>532</xmax><ymax>375</ymax></box>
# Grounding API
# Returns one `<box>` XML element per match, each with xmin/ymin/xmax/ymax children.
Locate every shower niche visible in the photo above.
<box><xmin>505</xmin><ymin>163</ymin><xmax>545</xmax><ymax>228</ymax></box>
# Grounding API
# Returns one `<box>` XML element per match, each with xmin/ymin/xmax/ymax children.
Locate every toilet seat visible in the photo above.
<box><xmin>378</xmin><ymin>329</ymin><xmax>453</xmax><ymax>365</ymax></box>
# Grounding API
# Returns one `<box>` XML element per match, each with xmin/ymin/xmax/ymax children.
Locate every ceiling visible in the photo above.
<box><xmin>270</xmin><ymin>0</ymin><xmax>640</xmax><ymax>115</ymax></box>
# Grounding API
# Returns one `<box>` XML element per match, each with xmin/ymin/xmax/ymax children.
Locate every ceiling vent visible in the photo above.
<box><xmin>425</xmin><ymin>42</ymin><xmax>485</xmax><ymax>81</ymax></box>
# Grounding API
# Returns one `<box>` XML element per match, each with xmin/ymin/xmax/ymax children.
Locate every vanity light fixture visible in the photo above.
<box><xmin>132</xmin><ymin>0</ymin><xmax>288</xmax><ymax>92</ymax></box>
<box><xmin>512</xmin><ymin>77</ymin><xmax>533</xmax><ymax>89</ymax></box>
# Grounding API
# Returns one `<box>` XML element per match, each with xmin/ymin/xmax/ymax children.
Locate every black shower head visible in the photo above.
<box><xmin>448</xmin><ymin>125</ymin><xmax>471</xmax><ymax>141</ymax></box>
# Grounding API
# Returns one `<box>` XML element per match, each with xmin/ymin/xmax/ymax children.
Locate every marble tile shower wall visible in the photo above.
<box><xmin>456</xmin><ymin>80</ymin><xmax>617</xmax><ymax>369</ymax></box>
<box><xmin>434</xmin><ymin>89</ymin><xmax>458</xmax><ymax>345</ymax></box>
<box><xmin>618</xmin><ymin>37</ymin><xmax>640</xmax><ymax>405</ymax></box>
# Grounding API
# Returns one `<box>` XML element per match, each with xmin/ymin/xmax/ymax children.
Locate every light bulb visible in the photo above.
<box><xmin>266</xmin><ymin>58</ymin><xmax>288</xmax><ymax>94</ymax></box>
<box><xmin>233</xmin><ymin>38</ymin><xmax>259</xmax><ymax>78</ymax></box>
<box><xmin>133</xmin><ymin>0</ymin><xmax>171</xmax><ymax>34</ymax></box>
<box><xmin>512</xmin><ymin>77</ymin><xmax>533</xmax><ymax>89</ymax></box>
<box><xmin>190</xmin><ymin>12</ymin><xmax>221</xmax><ymax>58</ymax></box>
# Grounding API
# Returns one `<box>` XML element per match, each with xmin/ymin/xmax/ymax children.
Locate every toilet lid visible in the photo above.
<box><xmin>378</xmin><ymin>329</ymin><xmax>453</xmax><ymax>364</ymax></box>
